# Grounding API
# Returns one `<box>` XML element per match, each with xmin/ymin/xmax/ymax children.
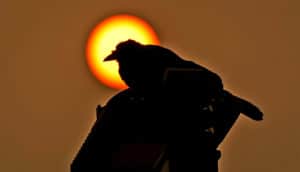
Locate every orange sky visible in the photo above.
<box><xmin>1</xmin><ymin>0</ymin><xmax>300</xmax><ymax>172</ymax></box>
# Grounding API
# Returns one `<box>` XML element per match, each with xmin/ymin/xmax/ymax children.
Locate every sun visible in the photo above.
<box><xmin>86</xmin><ymin>14</ymin><xmax>160</xmax><ymax>90</ymax></box>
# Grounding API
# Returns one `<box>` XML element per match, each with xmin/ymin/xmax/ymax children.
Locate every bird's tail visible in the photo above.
<box><xmin>224</xmin><ymin>90</ymin><xmax>264</xmax><ymax>121</ymax></box>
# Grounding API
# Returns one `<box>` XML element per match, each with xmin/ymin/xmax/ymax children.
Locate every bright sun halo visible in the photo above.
<box><xmin>86</xmin><ymin>14</ymin><xmax>160</xmax><ymax>90</ymax></box>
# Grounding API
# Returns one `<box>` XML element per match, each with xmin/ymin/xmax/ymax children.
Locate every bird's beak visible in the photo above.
<box><xmin>103</xmin><ymin>54</ymin><xmax>117</xmax><ymax>61</ymax></box>
<box><xmin>104</xmin><ymin>51</ymin><xmax>119</xmax><ymax>62</ymax></box>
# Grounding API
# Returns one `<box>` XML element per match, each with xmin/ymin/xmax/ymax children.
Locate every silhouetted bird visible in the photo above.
<box><xmin>104</xmin><ymin>39</ymin><xmax>263</xmax><ymax>121</ymax></box>
<box><xmin>103</xmin><ymin>39</ymin><xmax>264</xmax><ymax>172</ymax></box>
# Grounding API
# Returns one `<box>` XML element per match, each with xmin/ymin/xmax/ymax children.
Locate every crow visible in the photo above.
<box><xmin>101</xmin><ymin>40</ymin><xmax>263</xmax><ymax>172</ymax></box>
<box><xmin>104</xmin><ymin>39</ymin><xmax>263</xmax><ymax>122</ymax></box>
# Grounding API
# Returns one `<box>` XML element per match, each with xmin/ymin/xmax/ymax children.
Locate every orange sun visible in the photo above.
<box><xmin>86</xmin><ymin>14</ymin><xmax>160</xmax><ymax>90</ymax></box>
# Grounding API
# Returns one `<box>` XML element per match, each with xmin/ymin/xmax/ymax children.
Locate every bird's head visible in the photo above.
<box><xmin>104</xmin><ymin>39</ymin><xmax>143</xmax><ymax>62</ymax></box>
<box><xmin>104</xmin><ymin>40</ymin><xmax>150</xmax><ymax>90</ymax></box>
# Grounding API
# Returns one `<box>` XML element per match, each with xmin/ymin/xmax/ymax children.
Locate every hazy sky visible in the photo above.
<box><xmin>1</xmin><ymin>0</ymin><xmax>300</xmax><ymax>172</ymax></box>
